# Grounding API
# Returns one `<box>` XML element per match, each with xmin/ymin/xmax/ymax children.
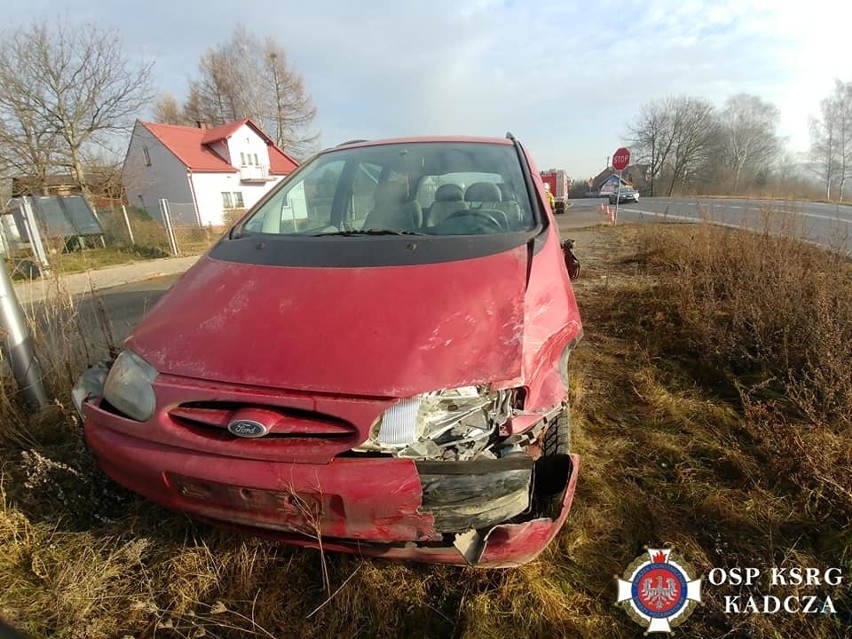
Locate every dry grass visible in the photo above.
<box><xmin>640</xmin><ymin>212</ymin><xmax>852</xmax><ymax>427</ymax></box>
<box><xmin>0</xmin><ymin>218</ymin><xmax>849</xmax><ymax>637</ymax></box>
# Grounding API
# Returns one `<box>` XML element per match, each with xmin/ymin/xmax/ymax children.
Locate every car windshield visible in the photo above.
<box><xmin>240</xmin><ymin>141</ymin><xmax>535</xmax><ymax>237</ymax></box>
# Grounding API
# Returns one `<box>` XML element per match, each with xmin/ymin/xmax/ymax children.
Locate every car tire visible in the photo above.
<box><xmin>536</xmin><ymin>403</ymin><xmax>572</xmax><ymax>518</ymax></box>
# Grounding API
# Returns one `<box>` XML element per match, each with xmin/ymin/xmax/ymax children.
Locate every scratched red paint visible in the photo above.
<box><xmin>81</xmin><ymin>136</ymin><xmax>583</xmax><ymax>566</ymax></box>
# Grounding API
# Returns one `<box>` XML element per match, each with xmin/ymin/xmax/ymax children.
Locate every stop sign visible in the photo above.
<box><xmin>612</xmin><ymin>147</ymin><xmax>631</xmax><ymax>171</ymax></box>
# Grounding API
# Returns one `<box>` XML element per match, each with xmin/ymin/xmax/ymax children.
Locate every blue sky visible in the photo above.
<box><xmin>7</xmin><ymin>0</ymin><xmax>852</xmax><ymax>179</ymax></box>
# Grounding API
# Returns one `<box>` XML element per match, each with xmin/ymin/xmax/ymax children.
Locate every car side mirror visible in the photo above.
<box><xmin>561</xmin><ymin>239</ymin><xmax>580</xmax><ymax>280</ymax></box>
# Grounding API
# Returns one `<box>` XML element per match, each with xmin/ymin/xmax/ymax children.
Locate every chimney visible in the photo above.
<box><xmin>196</xmin><ymin>120</ymin><xmax>208</xmax><ymax>129</ymax></box>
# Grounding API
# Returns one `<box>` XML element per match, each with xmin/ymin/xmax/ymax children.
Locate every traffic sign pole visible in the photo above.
<box><xmin>614</xmin><ymin>170</ymin><xmax>621</xmax><ymax>225</ymax></box>
<box><xmin>610</xmin><ymin>147</ymin><xmax>631</xmax><ymax>227</ymax></box>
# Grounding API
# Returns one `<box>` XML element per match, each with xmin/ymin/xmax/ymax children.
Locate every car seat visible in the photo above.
<box><xmin>363</xmin><ymin>182</ymin><xmax>423</xmax><ymax>231</ymax></box>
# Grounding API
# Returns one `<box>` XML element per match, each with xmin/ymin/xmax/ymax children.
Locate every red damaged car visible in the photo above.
<box><xmin>75</xmin><ymin>134</ymin><xmax>583</xmax><ymax>567</ymax></box>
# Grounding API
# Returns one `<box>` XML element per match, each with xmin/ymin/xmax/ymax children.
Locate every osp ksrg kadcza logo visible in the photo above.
<box><xmin>616</xmin><ymin>548</ymin><xmax>702</xmax><ymax>633</ymax></box>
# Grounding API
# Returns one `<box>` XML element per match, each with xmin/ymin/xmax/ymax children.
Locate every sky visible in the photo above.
<box><xmin>6</xmin><ymin>0</ymin><xmax>852</xmax><ymax>179</ymax></box>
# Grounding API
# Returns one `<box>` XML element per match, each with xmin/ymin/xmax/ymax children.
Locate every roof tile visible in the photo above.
<box><xmin>140</xmin><ymin>120</ymin><xmax>298</xmax><ymax>175</ymax></box>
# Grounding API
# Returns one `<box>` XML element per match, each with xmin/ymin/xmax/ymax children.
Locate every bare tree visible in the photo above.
<box><xmin>0</xmin><ymin>88</ymin><xmax>63</xmax><ymax>191</ymax></box>
<box><xmin>628</xmin><ymin>96</ymin><xmax>717</xmax><ymax>196</ymax></box>
<box><xmin>0</xmin><ymin>21</ymin><xmax>153</xmax><ymax>199</ymax></box>
<box><xmin>627</xmin><ymin>100</ymin><xmax>675</xmax><ymax>196</ymax></box>
<box><xmin>719</xmin><ymin>94</ymin><xmax>780</xmax><ymax>193</ymax></box>
<box><xmin>262</xmin><ymin>40</ymin><xmax>318</xmax><ymax>157</ymax></box>
<box><xmin>808</xmin><ymin>80</ymin><xmax>852</xmax><ymax>200</ymax></box>
<box><xmin>152</xmin><ymin>93</ymin><xmax>186</xmax><ymax>125</ymax></box>
<box><xmin>667</xmin><ymin>97</ymin><xmax>718</xmax><ymax>195</ymax></box>
<box><xmin>190</xmin><ymin>27</ymin><xmax>256</xmax><ymax>126</ymax></box>
<box><xmin>163</xmin><ymin>26</ymin><xmax>318</xmax><ymax>158</ymax></box>
<box><xmin>836</xmin><ymin>86</ymin><xmax>852</xmax><ymax>201</ymax></box>
<box><xmin>810</xmin><ymin>104</ymin><xmax>839</xmax><ymax>200</ymax></box>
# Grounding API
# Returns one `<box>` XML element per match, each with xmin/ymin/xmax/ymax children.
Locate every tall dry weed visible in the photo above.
<box><xmin>642</xmin><ymin>211</ymin><xmax>852</xmax><ymax>428</ymax></box>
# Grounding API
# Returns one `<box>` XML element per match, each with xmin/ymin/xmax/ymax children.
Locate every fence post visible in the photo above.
<box><xmin>19</xmin><ymin>197</ymin><xmax>51</xmax><ymax>275</ymax></box>
<box><xmin>121</xmin><ymin>205</ymin><xmax>136</xmax><ymax>245</ymax></box>
<box><xmin>0</xmin><ymin>261</ymin><xmax>49</xmax><ymax>410</ymax></box>
<box><xmin>159</xmin><ymin>198</ymin><xmax>179</xmax><ymax>256</ymax></box>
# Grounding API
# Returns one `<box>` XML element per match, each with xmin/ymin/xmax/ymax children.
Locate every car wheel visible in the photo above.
<box><xmin>536</xmin><ymin>403</ymin><xmax>572</xmax><ymax>518</ymax></box>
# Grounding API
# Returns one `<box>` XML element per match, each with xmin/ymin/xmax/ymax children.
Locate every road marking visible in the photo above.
<box><xmin>796</xmin><ymin>210</ymin><xmax>852</xmax><ymax>223</ymax></box>
<box><xmin>627</xmin><ymin>205</ymin><xmax>851</xmax><ymax>225</ymax></box>
<box><xmin>619</xmin><ymin>209</ymin><xmax>743</xmax><ymax>229</ymax></box>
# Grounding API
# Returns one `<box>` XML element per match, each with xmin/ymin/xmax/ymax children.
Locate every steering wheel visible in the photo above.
<box><xmin>444</xmin><ymin>208</ymin><xmax>504</xmax><ymax>231</ymax></box>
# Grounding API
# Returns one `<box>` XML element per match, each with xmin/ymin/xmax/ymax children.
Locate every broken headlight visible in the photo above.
<box><xmin>102</xmin><ymin>350</ymin><xmax>158</xmax><ymax>422</ymax></box>
<box><xmin>360</xmin><ymin>386</ymin><xmax>511</xmax><ymax>461</ymax></box>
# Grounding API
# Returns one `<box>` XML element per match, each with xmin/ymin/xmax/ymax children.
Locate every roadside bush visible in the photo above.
<box><xmin>223</xmin><ymin>208</ymin><xmax>246</xmax><ymax>227</ymax></box>
<box><xmin>641</xmin><ymin>217</ymin><xmax>852</xmax><ymax>427</ymax></box>
<box><xmin>118</xmin><ymin>243</ymin><xmax>170</xmax><ymax>259</ymax></box>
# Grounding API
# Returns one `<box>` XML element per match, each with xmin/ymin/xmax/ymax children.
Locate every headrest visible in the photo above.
<box><xmin>496</xmin><ymin>183</ymin><xmax>514</xmax><ymax>200</ymax></box>
<box><xmin>374</xmin><ymin>181</ymin><xmax>408</xmax><ymax>207</ymax></box>
<box><xmin>465</xmin><ymin>182</ymin><xmax>502</xmax><ymax>202</ymax></box>
<box><xmin>434</xmin><ymin>183</ymin><xmax>464</xmax><ymax>202</ymax></box>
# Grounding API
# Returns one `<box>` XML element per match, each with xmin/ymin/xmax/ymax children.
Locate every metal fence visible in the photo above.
<box><xmin>94</xmin><ymin>200</ymin><xmax>222</xmax><ymax>257</ymax></box>
<box><xmin>0</xmin><ymin>197</ymin><xmax>230</xmax><ymax>280</ymax></box>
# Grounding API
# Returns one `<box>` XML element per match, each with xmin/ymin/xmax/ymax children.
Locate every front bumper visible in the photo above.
<box><xmin>610</xmin><ymin>194</ymin><xmax>639</xmax><ymax>203</ymax></box>
<box><xmin>83</xmin><ymin>398</ymin><xmax>580</xmax><ymax>567</ymax></box>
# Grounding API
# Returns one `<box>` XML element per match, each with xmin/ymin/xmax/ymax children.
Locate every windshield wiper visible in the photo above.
<box><xmin>308</xmin><ymin>229</ymin><xmax>426</xmax><ymax>236</ymax></box>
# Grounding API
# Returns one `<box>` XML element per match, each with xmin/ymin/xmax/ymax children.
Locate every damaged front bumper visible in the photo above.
<box><xmin>82</xmin><ymin>411</ymin><xmax>579</xmax><ymax>566</ymax></box>
<box><xmin>76</xmin><ymin>363</ymin><xmax>580</xmax><ymax>567</ymax></box>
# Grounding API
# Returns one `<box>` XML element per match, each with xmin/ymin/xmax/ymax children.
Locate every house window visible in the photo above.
<box><xmin>254</xmin><ymin>153</ymin><xmax>259</xmax><ymax>166</ymax></box>
<box><xmin>222</xmin><ymin>192</ymin><xmax>233</xmax><ymax>209</ymax></box>
<box><xmin>142</xmin><ymin>145</ymin><xmax>151</xmax><ymax>166</ymax></box>
<box><xmin>240</xmin><ymin>152</ymin><xmax>246</xmax><ymax>166</ymax></box>
<box><xmin>233</xmin><ymin>191</ymin><xmax>244</xmax><ymax>208</ymax></box>
<box><xmin>247</xmin><ymin>154</ymin><xmax>253</xmax><ymax>166</ymax></box>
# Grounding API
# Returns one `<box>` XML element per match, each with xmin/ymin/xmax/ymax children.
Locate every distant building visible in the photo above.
<box><xmin>11</xmin><ymin>170</ymin><xmax>125</xmax><ymax>209</ymax></box>
<box><xmin>122</xmin><ymin>119</ymin><xmax>298</xmax><ymax>226</ymax></box>
<box><xmin>591</xmin><ymin>164</ymin><xmax>651</xmax><ymax>195</ymax></box>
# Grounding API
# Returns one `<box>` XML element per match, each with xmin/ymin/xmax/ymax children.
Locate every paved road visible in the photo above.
<box><xmin>563</xmin><ymin>197</ymin><xmax>852</xmax><ymax>253</ymax></box>
<box><xmin>78</xmin><ymin>197</ymin><xmax>852</xmax><ymax>344</ymax></box>
<box><xmin>75</xmin><ymin>275</ymin><xmax>178</xmax><ymax>344</ymax></box>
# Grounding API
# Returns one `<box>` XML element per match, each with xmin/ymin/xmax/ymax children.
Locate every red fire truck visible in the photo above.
<box><xmin>540</xmin><ymin>169</ymin><xmax>571</xmax><ymax>214</ymax></box>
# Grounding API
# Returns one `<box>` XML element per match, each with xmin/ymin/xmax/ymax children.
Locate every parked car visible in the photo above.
<box><xmin>609</xmin><ymin>188</ymin><xmax>640</xmax><ymax>204</ymax></box>
<box><xmin>74</xmin><ymin>134</ymin><xmax>583</xmax><ymax>568</ymax></box>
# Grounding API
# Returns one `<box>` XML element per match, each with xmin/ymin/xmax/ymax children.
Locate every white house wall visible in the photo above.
<box><xmin>226</xmin><ymin>124</ymin><xmax>271</xmax><ymax>169</ymax></box>
<box><xmin>190</xmin><ymin>172</ymin><xmax>283</xmax><ymax>227</ymax></box>
<box><xmin>123</xmin><ymin>122</ymin><xmax>194</xmax><ymax>219</ymax></box>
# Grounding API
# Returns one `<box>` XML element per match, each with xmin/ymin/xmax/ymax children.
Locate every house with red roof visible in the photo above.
<box><xmin>122</xmin><ymin>119</ymin><xmax>298</xmax><ymax>226</ymax></box>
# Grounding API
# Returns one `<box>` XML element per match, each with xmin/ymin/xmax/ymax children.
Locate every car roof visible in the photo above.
<box><xmin>330</xmin><ymin>136</ymin><xmax>515</xmax><ymax>151</ymax></box>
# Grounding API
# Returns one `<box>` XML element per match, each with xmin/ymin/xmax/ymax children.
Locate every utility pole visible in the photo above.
<box><xmin>0</xmin><ymin>261</ymin><xmax>49</xmax><ymax>409</ymax></box>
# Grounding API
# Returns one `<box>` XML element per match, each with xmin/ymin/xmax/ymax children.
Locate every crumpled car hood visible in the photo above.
<box><xmin>127</xmin><ymin>248</ymin><xmax>529</xmax><ymax>396</ymax></box>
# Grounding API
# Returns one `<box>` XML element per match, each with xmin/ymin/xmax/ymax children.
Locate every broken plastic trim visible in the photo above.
<box><xmin>356</xmin><ymin>386</ymin><xmax>519</xmax><ymax>461</ymax></box>
<box><xmin>71</xmin><ymin>359</ymin><xmax>111</xmax><ymax>418</ymax></box>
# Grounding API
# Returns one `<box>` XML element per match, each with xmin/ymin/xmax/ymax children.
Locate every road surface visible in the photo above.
<box><xmin>74</xmin><ymin>275</ymin><xmax>178</xmax><ymax>344</ymax></box>
<box><xmin>562</xmin><ymin>197</ymin><xmax>852</xmax><ymax>253</ymax></box>
<box><xmin>79</xmin><ymin>197</ymin><xmax>852</xmax><ymax>343</ymax></box>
